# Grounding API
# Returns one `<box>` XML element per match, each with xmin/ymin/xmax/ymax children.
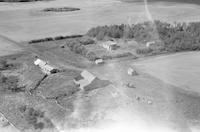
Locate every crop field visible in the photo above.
<box><xmin>1</xmin><ymin>0</ymin><xmax>200</xmax><ymax>41</ymax></box>
<box><xmin>134</xmin><ymin>52</ymin><xmax>200</xmax><ymax>94</ymax></box>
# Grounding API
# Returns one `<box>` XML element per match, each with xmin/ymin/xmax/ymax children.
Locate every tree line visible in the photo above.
<box><xmin>87</xmin><ymin>20</ymin><xmax>200</xmax><ymax>53</ymax></box>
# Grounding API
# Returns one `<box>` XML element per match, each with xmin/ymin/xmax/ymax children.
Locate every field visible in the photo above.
<box><xmin>134</xmin><ymin>52</ymin><xmax>200</xmax><ymax>93</ymax></box>
<box><xmin>0</xmin><ymin>36</ymin><xmax>22</xmax><ymax>56</ymax></box>
<box><xmin>1</xmin><ymin>0</ymin><xmax>200</xmax><ymax>41</ymax></box>
<box><xmin>2</xmin><ymin>0</ymin><xmax>200</xmax><ymax>132</ymax></box>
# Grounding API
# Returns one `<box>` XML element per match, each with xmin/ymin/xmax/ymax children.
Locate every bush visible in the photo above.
<box><xmin>66</xmin><ymin>39</ymin><xmax>97</xmax><ymax>61</ymax></box>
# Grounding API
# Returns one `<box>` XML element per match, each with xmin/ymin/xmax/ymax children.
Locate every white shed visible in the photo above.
<box><xmin>34</xmin><ymin>59</ymin><xmax>47</xmax><ymax>67</ymax></box>
<box><xmin>95</xmin><ymin>59</ymin><xmax>104</xmax><ymax>65</ymax></box>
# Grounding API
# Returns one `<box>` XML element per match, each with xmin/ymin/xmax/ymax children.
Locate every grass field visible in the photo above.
<box><xmin>0</xmin><ymin>36</ymin><xmax>22</xmax><ymax>56</ymax></box>
<box><xmin>1</xmin><ymin>0</ymin><xmax>200</xmax><ymax>41</ymax></box>
<box><xmin>134</xmin><ymin>52</ymin><xmax>200</xmax><ymax>94</ymax></box>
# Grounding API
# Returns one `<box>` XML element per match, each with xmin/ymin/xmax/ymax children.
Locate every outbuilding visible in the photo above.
<box><xmin>95</xmin><ymin>59</ymin><xmax>104</xmax><ymax>65</ymax></box>
<box><xmin>34</xmin><ymin>59</ymin><xmax>58</xmax><ymax>75</ymax></box>
<box><xmin>34</xmin><ymin>59</ymin><xmax>47</xmax><ymax>67</ymax></box>
<box><xmin>102</xmin><ymin>41</ymin><xmax>118</xmax><ymax>51</ymax></box>
<box><xmin>127</xmin><ymin>67</ymin><xmax>138</xmax><ymax>76</ymax></box>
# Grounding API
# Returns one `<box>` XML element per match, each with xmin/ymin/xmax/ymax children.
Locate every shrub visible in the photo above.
<box><xmin>65</xmin><ymin>39</ymin><xmax>97</xmax><ymax>61</ymax></box>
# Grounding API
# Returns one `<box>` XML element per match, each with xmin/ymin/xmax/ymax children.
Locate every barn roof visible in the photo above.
<box><xmin>81</xmin><ymin>70</ymin><xmax>96</xmax><ymax>83</ymax></box>
<box><xmin>42</xmin><ymin>64</ymin><xmax>55</xmax><ymax>71</ymax></box>
<box><xmin>34</xmin><ymin>59</ymin><xmax>47</xmax><ymax>67</ymax></box>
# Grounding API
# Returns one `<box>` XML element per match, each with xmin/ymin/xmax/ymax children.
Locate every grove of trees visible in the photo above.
<box><xmin>66</xmin><ymin>38</ymin><xmax>97</xmax><ymax>61</ymax></box>
<box><xmin>87</xmin><ymin>20</ymin><xmax>200</xmax><ymax>53</ymax></box>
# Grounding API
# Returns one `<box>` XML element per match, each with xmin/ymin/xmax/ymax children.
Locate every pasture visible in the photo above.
<box><xmin>0</xmin><ymin>36</ymin><xmax>22</xmax><ymax>56</ymax></box>
<box><xmin>134</xmin><ymin>52</ymin><xmax>200</xmax><ymax>94</ymax></box>
<box><xmin>0</xmin><ymin>0</ymin><xmax>200</xmax><ymax>41</ymax></box>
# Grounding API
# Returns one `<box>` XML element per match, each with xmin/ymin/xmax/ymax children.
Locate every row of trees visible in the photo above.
<box><xmin>0</xmin><ymin>0</ymin><xmax>43</xmax><ymax>2</ymax></box>
<box><xmin>43</xmin><ymin>7</ymin><xmax>80</xmax><ymax>12</ymax></box>
<box><xmin>87</xmin><ymin>21</ymin><xmax>200</xmax><ymax>53</ymax></box>
<box><xmin>29</xmin><ymin>35</ymin><xmax>83</xmax><ymax>44</ymax></box>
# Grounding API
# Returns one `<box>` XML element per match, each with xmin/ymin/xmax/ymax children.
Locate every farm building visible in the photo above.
<box><xmin>74</xmin><ymin>70</ymin><xmax>97</xmax><ymax>90</ymax></box>
<box><xmin>95</xmin><ymin>59</ymin><xmax>104</xmax><ymax>65</ymax></box>
<box><xmin>127</xmin><ymin>67</ymin><xmax>138</xmax><ymax>76</ymax></box>
<box><xmin>34</xmin><ymin>59</ymin><xmax>58</xmax><ymax>75</ymax></box>
<box><xmin>34</xmin><ymin>59</ymin><xmax>47</xmax><ymax>67</ymax></box>
<box><xmin>102</xmin><ymin>41</ymin><xmax>118</xmax><ymax>51</ymax></box>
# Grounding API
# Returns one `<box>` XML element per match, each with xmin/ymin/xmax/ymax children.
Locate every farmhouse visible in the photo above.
<box><xmin>34</xmin><ymin>59</ymin><xmax>58</xmax><ymax>75</ymax></box>
<box><xmin>74</xmin><ymin>70</ymin><xmax>97</xmax><ymax>90</ymax></box>
<box><xmin>102</xmin><ymin>41</ymin><xmax>118</xmax><ymax>51</ymax></box>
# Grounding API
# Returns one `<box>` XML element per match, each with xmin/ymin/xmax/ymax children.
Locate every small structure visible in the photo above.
<box><xmin>34</xmin><ymin>59</ymin><xmax>58</xmax><ymax>75</ymax></box>
<box><xmin>127</xmin><ymin>67</ymin><xmax>138</xmax><ymax>76</ymax></box>
<box><xmin>95</xmin><ymin>59</ymin><xmax>104</xmax><ymax>65</ymax></box>
<box><xmin>102</xmin><ymin>41</ymin><xmax>118</xmax><ymax>51</ymax></box>
<box><xmin>74</xmin><ymin>70</ymin><xmax>97</xmax><ymax>90</ymax></box>
<box><xmin>34</xmin><ymin>59</ymin><xmax>47</xmax><ymax>67</ymax></box>
<box><xmin>146</xmin><ymin>41</ymin><xmax>155</xmax><ymax>48</ymax></box>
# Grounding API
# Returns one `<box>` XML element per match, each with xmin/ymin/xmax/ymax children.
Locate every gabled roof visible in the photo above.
<box><xmin>41</xmin><ymin>64</ymin><xmax>55</xmax><ymax>73</ymax></box>
<box><xmin>81</xmin><ymin>70</ymin><xmax>96</xmax><ymax>83</ymax></box>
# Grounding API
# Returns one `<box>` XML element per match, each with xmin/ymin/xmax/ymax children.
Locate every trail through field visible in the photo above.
<box><xmin>0</xmin><ymin>35</ymin><xmax>22</xmax><ymax>56</ymax></box>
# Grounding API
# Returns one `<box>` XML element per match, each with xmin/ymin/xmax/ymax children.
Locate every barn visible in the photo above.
<box><xmin>34</xmin><ymin>59</ymin><xmax>58</xmax><ymax>75</ymax></box>
<box><xmin>74</xmin><ymin>70</ymin><xmax>97</xmax><ymax>90</ymax></box>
